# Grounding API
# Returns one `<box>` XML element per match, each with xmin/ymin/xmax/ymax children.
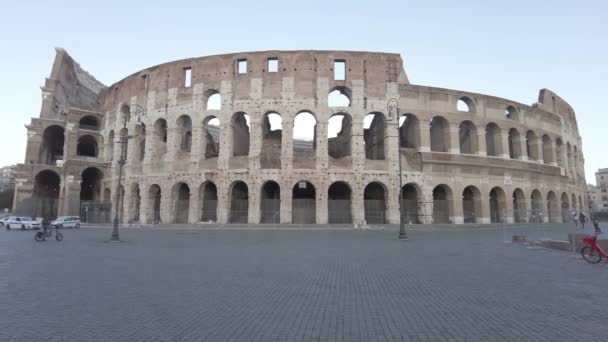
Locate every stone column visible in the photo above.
<box><xmin>280</xmin><ymin>180</ymin><xmax>292</xmax><ymax>224</ymax></box>
<box><xmin>351</xmin><ymin>117</ymin><xmax>365</xmax><ymax>171</ymax></box>
<box><xmin>217</xmin><ymin>182</ymin><xmax>229</xmax><ymax>224</ymax></box>
<box><xmin>248</xmin><ymin>116</ymin><xmax>261</xmax><ymax>170</ymax></box>
<box><xmin>535</xmin><ymin>136</ymin><xmax>544</xmax><ymax>163</ymax></box>
<box><xmin>218</xmin><ymin>112</ymin><xmax>231</xmax><ymax>170</ymax></box>
<box><xmin>140</xmin><ymin>181</ymin><xmax>149</xmax><ymax>225</ymax></box>
<box><xmin>190</xmin><ymin>125</ymin><xmax>202</xmax><ymax>164</ymax></box>
<box><xmin>449</xmin><ymin>124</ymin><xmax>461</xmax><ymax>154</ymax></box>
<box><xmin>518</xmin><ymin>136</ymin><xmax>528</xmax><ymax>161</ymax></box>
<box><xmin>352</xmin><ymin>185</ymin><xmax>365</xmax><ymax>225</ymax></box>
<box><xmin>387</xmin><ymin>181</ymin><xmax>400</xmax><ymax>224</ymax></box>
<box><xmin>503</xmin><ymin>195</ymin><xmax>514</xmax><ymax>223</ymax></box>
<box><xmin>418</xmin><ymin>119</ymin><xmax>431</xmax><ymax>152</ymax></box>
<box><xmin>501</xmin><ymin>132</ymin><xmax>510</xmax><ymax>159</ymax></box>
<box><xmin>477</xmin><ymin>131</ymin><xmax>487</xmax><ymax>157</ymax></box>
<box><xmin>248</xmin><ymin>181</ymin><xmax>260</xmax><ymax>224</ymax></box>
<box><xmin>479</xmin><ymin>196</ymin><xmax>491</xmax><ymax>224</ymax></box>
<box><xmin>316</xmin><ymin>121</ymin><xmax>328</xmax><ymax>170</ymax></box>
<box><xmin>281</xmin><ymin>119</ymin><xmax>294</xmax><ymax>170</ymax></box>
<box><xmin>160</xmin><ymin>185</ymin><xmax>173</xmax><ymax>224</ymax></box>
<box><xmin>420</xmin><ymin>186</ymin><xmax>434</xmax><ymax>224</ymax></box>
<box><xmin>550</xmin><ymin>143</ymin><xmax>558</xmax><ymax>167</ymax></box>
<box><xmin>453</xmin><ymin>193</ymin><xmax>464</xmax><ymax>224</ymax></box>
<box><xmin>316</xmin><ymin>181</ymin><xmax>328</xmax><ymax>224</ymax></box>
<box><xmin>188</xmin><ymin>189</ymin><xmax>198</xmax><ymax>224</ymax></box>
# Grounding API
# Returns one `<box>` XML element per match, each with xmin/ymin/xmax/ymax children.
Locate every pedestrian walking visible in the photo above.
<box><xmin>592</xmin><ymin>217</ymin><xmax>602</xmax><ymax>234</ymax></box>
<box><xmin>579</xmin><ymin>212</ymin><xmax>586</xmax><ymax>229</ymax></box>
<box><xmin>572</xmin><ymin>211</ymin><xmax>578</xmax><ymax>228</ymax></box>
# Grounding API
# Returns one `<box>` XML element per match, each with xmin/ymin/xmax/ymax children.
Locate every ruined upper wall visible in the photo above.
<box><xmin>39</xmin><ymin>48</ymin><xmax>106</xmax><ymax>120</ymax></box>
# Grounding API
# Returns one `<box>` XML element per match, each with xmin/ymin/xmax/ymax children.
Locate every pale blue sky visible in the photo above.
<box><xmin>0</xmin><ymin>0</ymin><xmax>606</xmax><ymax>183</ymax></box>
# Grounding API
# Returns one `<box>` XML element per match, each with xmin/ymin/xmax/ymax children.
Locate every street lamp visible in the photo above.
<box><xmin>110</xmin><ymin>104</ymin><xmax>144</xmax><ymax>242</ymax></box>
<box><xmin>388</xmin><ymin>98</ymin><xmax>408</xmax><ymax>240</ymax></box>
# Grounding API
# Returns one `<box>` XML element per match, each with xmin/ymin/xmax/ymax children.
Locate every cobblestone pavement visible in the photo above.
<box><xmin>2</xmin><ymin>225</ymin><xmax>607</xmax><ymax>342</ymax></box>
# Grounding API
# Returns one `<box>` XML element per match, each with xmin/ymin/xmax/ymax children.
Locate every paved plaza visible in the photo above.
<box><xmin>2</xmin><ymin>224</ymin><xmax>608</xmax><ymax>342</ymax></box>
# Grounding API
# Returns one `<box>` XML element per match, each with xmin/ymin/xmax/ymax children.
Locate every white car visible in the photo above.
<box><xmin>0</xmin><ymin>216</ymin><xmax>10</xmax><ymax>227</ymax></box>
<box><xmin>5</xmin><ymin>216</ymin><xmax>41</xmax><ymax>230</ymax></box>
<box><xmin>51</xmin><ymin>216</ymin><xmax>81</xmax><ymax>229</ymax></box>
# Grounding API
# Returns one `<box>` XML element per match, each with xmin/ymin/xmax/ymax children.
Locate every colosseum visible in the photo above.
<box><xmin>13</xmin><ymin>48</ymin><xmax>587</xmax><ymax>225</ymax></box>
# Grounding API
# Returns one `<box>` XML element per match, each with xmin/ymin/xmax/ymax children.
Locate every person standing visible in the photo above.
<box><xmin>572</xmin><ymin>211</ymin><xmax>578</xmax><ymax>228</ymax></box>
<box><xmin>579</xmin><ymin>212</ymin><xmax>586</xmax><ymax>229</ymax></box>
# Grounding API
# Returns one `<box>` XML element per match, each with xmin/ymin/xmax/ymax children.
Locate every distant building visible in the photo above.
<box><xmin>587</xmin><ymin>184</ymin><xmax>602</xmax><ymax>213</ymax></box>
<box><xmin>0</xmin><ymin>165</ymin><xmax>16</xmax><ymax>192</ymax></box>
<box><xmin>594</xmin><ymin>168</ymin><xmax>608</xmax><ymax>212</ymax></box>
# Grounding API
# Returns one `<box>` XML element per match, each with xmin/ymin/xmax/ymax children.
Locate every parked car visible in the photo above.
<box><xmin>0</xmin><ymin>216</ymin><xmax>10</xmax><ymax>227</ymax></box>
<box><xmin>51</xmin><ymin>216</ymin><xmax>81</xmax><ymax>229</ymax></box>
<box><xmin>5</xmin><ymin>216</ymin><xmax>41</xmax><ymax>230</ymax></box>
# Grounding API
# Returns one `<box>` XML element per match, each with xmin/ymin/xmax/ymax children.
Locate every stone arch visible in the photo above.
<box><xmin>79</xmin><ymin>115</ymin><xmax>100</xmax><ymax>130</ymax></box>
<box><xmin>202</xmin><ymin>115</ymin><xmax>220</xmax><ymax>159</ymax></box>
<box><xmin>206</xmin><ymin>89</ymin><xmax>221</xmax><ymax>110</ymax></box>
<box><xmin>176</xmin><ymin>115</ymin><xmax>192</xmax><ymax>153</ymax></box>
<box><xmin>463</xmin><ymin>185</ymin><xmax>482</xmax><ymax>223</ymax></box>
<box><xmin>561</xmin><ymin>192</ymin><xmax>570</xmax><ymax>223</ymax></box>
<box><xmin>547</xmin><ymin>191</ymin><xmax>559</xmax><ymax>223</ymax></box>
<box><xmin>261</xmin><ymin>112</ymin><xmax>282</xmax><ymax>169</ymax></box>
<box><xmin>328</xmin><ymin>181</ymin><xmax>352</xmax><ymax>224</ymax></box>
<box><xmin>76</xmin><ymin>135</ymin><xmax>98</xmax><ymax>158</ymax></box>
<box><xmin>459</xmin><ymin>121</ymin><xmax>478</xmax><ymax>154</ymax></box>
<box><xmin>39</xmin><ymin>125</ymin><xmax>65</xmax><ymax>165</ymax></box>
<box><xmin>489</xmin><ymin>187</ymin><xmax>507</xmax><ymax>223</ymax></box>
<box><xmin>328</xmin><ymin>86</ymin><xmax>351</xmax><ymax>107</ymax></box>
<box><xmin>120</xmin><ymin>104</ymin><xmax>131</xmax><ymax>123</ymax></box>
<box><xmin>432</xmin><ymin>184</ymin><xmax>453</xmax><ymax>224</ymax></box>
<box><xmin>457</xmin><ymin>96</ymin><xmax>475</xmax><ymax>112</ymax></box>
<box><xmin>292</xmin><ymin>181</ymin><xmax>316</xmax><ymax>224</ymax></box>
<box><xmin>526</xmin><ymin>130</ymin><xmax>539</xmax><ymax>161</ymax></box>
<box><xmin>508</xmin><ymin>128</ymin><xmax>522</xmax><ymax>159</ymax></box>
<box><xmin>485</xmin><ymin>123</ymin><xmax>502</xmax><ymax>157</ymax></box>
<box><xmin>430</xmin><ymin>116</ymin><xmax>450</xmax><ymax>152</ymax></box>
<box><xmin>364</xmin><ymin>182</ymin><xmax>387</xmax><ymax>224</ymax></box>
<box><xmin>129</xmin><ymin>183</ymin><xmax>141</xmax><ymax>223</ymax></box>
<box><xmin>32</xmin><ymin>170</ymin><xmax>61</xmax><ymax>218</ymax></box>
<box><xmin>399</xmin><ymin>113</ymin><xmax>420</xmax><ymax>149</ymax></box>
<box><xmin>147</xmin><ymin>184</ymin><xmax>161</xmax><ymax>224</ymax></box>
<box><xmin>505</xmin><ymin>105</ymin><xmax>519</xmax><ymax>120</ymax></box>
<box><xmin>260</xmin><ymin>181</ymin><xmax>280</xmax><ymax>223</ymax></box>
<box><xmin>199</xmin><ymin>181</ymin><xmax>218</xmax><ymax>222</ymax></box>
<box><xmin>364</xmin><ymin>112</ymin><xmax>387</xmax><ymax>160</ymax></box>
<box><xmin>229</xmin><ymin>181</ymin><xmax>249</xmax><ymax>223</ymax></box>
<box><xmin>293</xmin><ymin>111</ymin><xmax>316</xmax><ymax>169</ymax></box>
<box><xmin>542</xmin><ymin>135</ymin><xmax>554</xmax><ymax>164</ymax></box>
<box><xmin>231</xmin><ymin>112</ymin><xmax>250</xmax><ymax>157</ymax></box>
<box><xmin>80</xmin><ymin>167</ymin><xmax>103</xmax><ymax>202</ymax></box>
<box><xmin>172</xmin><ymin>182</ymin><xmax>190</xmax><ymax>224</ymax></box>
<box><xmin>328</xmin><ymin>112</ymin><xmax>352</xmax><ymax>159</ymax></box>
<box><xmin>153</xmin><ymin>119</ymin><xmax>168</xmax><ymax>156</ymax></box>
<box><xmin>512</xmin><ymin>188</ymin><xmax>527</xmax><ymax>223</ymax></box>
<box><xmin>401</xmin><ymin>183</ymin><xmax>420</xmax><ymax>224</ymax></box>
<box><xmin>531</xmin><ymin>189</ymin><xmax>543</xmax><ymax>223</ymax></box>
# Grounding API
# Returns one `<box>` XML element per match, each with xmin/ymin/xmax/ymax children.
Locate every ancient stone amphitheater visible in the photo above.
<box><xmin>14</xmin><ymin>48</ymin><xmax>587</xmax><ymax>225</ymax></box>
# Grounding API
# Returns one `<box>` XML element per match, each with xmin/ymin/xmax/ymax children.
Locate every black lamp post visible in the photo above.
<box><xmin>110</xmin><ymin>104</ymin><xmax>144</xmax><ymax>242</ymax></box>
<box><xmin>388</xmin><ymin>98</ymin><xmax>408</xmax><ymax>240</ymax></box>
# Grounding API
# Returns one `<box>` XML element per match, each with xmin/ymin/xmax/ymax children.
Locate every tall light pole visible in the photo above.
<box><xmin>110</xmin><ymin>104</ymin><xmax>144</xmax><ymax>242</ymax></box>
<box><xmin>388</xmin><ymin>98</ymin><xmax>408</xmax><ymax>240</ymax></box>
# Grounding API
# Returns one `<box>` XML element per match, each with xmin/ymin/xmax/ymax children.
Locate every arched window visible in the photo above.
<box><xmin>202</xmin><ymin>116</ymin><xmax>220</xmax><ymax>159</ymax></box>
<box><xmin>39</xmin><ymin>125</ymin><xmax>65</xmax><ymax>165</ymax></box>
<box><xmin>459</xmin><ymin>121</ymin><xmax>477</xmax><ymax>154</ymax></box>
<box><xmin>206</xmin><ymin>90</ymin><xmax>221</xmax><ymax>110</ymax></box>
<box><xmin>231</xmin><ymin>112</ymin><xmax>250</xmax><ymax>157</ymax></box>
<box><xmin>79</xmin><ymin>115</ymin><xmax>100</xmax><ymax>130</ymax></box>
<box><xmin>261</xmin><ymin>112</ymin><xmax>282</xmax><ymax>169</ymax></box>
<box><xmin>364</xmin><ymin>112</ymin><xmax>386</xmax><ymax>160</ymax></box>
<box><xmin>364</xmin><ymin>182</ymin><xmax>387</xmax><ymax>224</ymax></box>
<box><xmin>526</xmin><ymin>131</ymin><xmax>539</xmax><ymax>161</ymax></box>
<box><xmin>328</xmin><ymin>87</ymin><xmax>351</xmax><ymax>107</ymax></box>
<box><xmin>176</xmin><ymin>115</ymin><xmax>192</xmax><ymax>153</ymax></box>
<box><xmin>542</xmin><ymin>135</ymin><xmax>553</xmax><ymax>164</ymax></box>
<box><xmin>328</xmin><ymin>182</ymin><xmax>352</xmax><ymax>224</ymax></box>
<box><xmin>463</xmin><ymin>186</ymin><xmax>481</xmax><ymax>223</ymax></box>
<box><xmin>292</xmin><ymin>181</ymin><xmax>316</xmax><ymax>224</ymax></box>
<box><xmin>508</xmin><ymin>128</ymin><xmax>522</xmax><ymax>159</ymax></box>
<box><xmin>328</xmin><ymin>113</ymin><xmax>352</xmax><ymax>159</ymax></box>
<box><xmin>505</xmin><ymin>105</ymin><xmax>518</xmax><ymax>120</ymax></box>
<box><xmin>430</xmin><ymin>116</ymin><xmax>449</xmax><ymax>152</ymax></box>
<box><xmin>293</xmin><ymin>111</ymin><xmax>316</xmax><ymax>169</ymax></box>
<box><xmin>485</xmin><ymin>123</ymin><xmax>502</xmax><ymax>157</ymax></box>
<box><xmin>260</xmin><ymin>181</ymin><xmax>280</xmax><ymax>223</ymax></box>
<box><xmin>457</xmin><ymin>96</ymin><xmax>475</xmax><ymax>112</ymax></box>
<box><xmin>77</xmin><ymin>135</ymin><xmax>98</xmax><ymax>157</ymax></box>
<box><xmin>173</xmin><ymin>183</ymin><xmax>190</xmax><ymax>224</ymax></box>
<box><xmin>399</xmin><ymin>114</ymin><xmax>420</xmax><ymax>148</ymax></box>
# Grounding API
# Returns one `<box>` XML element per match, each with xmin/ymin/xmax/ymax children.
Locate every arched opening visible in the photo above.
<box><xmin>120</xmin><ymin>104</ymin><xmax>131</xmax><ymax>123</ymax></box>
<box><xmin>399</xmin><ymin>114</ymin><xmax>420</xmax><ymax>148</ymax></box>
<box><xmin>260</xmin><ymin>181</ymin><xmax>280</xmax><ymax>223</ymax></box>
<box><xmin>106</xmin><ymin>131</ymin><xmax>114</xmax><ymax>161</ymax></box>
<box><xmin>566</xmin><ymin>143</ymin><xmax>572</xmax><ymax>171</ymax></box>
<box><xmin>432</xmin><ymin>185</ymin><xmax>452</xmax><ymax>224</ymax></box>
<box><xmin>33</xmin><ymin>170</ymin><xmax>60</xmax><ymax>218</ymax></box>
<box><xmin>547</xmin><ymin>191</ymin><xmax>559</xmax><ymax>223</ymax></box>
<box><xmin>129</xmin><ymin>183</ymin><xmax>141</xmax><ymax>223</ymax></box>
<box><xmin>542</xmin><ymin>135</ymin><xmax>553</xmax><ymax>164</ymax></box>
<box><xmin>463</xmin><ymin>186</ymin><xmax>481</xmax><ymax>223</ymax></box>
<box><xmin>489</xmin><ymin>187</ymin><xmax>506</xmax><ymax>223</ymax></box>
<box><xmin>206</xmin><ymin>90</ymin><xmax>221</xmax><ymax>110</ymax></box>
<box><xmin>485</xmin><ymin>123</ymin><xmax>502</xmax><ymax>157</ymax></box>
<box><xmin>531</xmin><ymin>190</ymin><xmax>543</xmax><ymax>223</ymax></box>
<box><xmin>364</xmin><ymin>182</ymin><xmax>387</xmax><ymax>224</ymax></box>
<box><xmin>76</xmin><ymin>135</ymin><xmax>98</xmax><ymax>158</ymax></box>
<box><xmin>505</xmin><ymin>105</ymin><xmax>518</xmax><ymax>120</ymax></box>
<box><xmin>200</xmin><ymin>182</ymin><xmax>218</xmax><ymax>222</ymax></box>
<box><xmin>229</xmin><ymin>181</ymin><xmax>249</xmax><ymax>223</ymax></box>
<box><xmin>508</xmin><ymin>128</ymin><xmax>522</xmax><ymax>159</ymax></box>
<box><xmin>430</xmin><ymin>116</ymin><xmax>449</xmax><ymax>152</ymax></box>
<box><xmin>260</xmin><ymin>112</ymin><xmax>282</xmax><ymax>169</ymax></box>
<box><xmin>202</xmin><ymin>116</ymin><xmax>220</xmax><ymax>159</ymax></box>
<box><xmin>152</xmin><ymin>119</ymin><xmax>168</xmax><ymax>157</ymax></box>
<box><xmin>176</xmin><ymin>115</ymin><xmax>192</xmax><ymax>153</ymax></box>
<box><xmin>79</xmin><ymin>115</ymin><xmax>100</xmax><ymax>130</ymax></box>
<box><xmin>148</xmin><ymin>184</ymin><xmax>161</xmax><ymax>224</ymax></box>
<box><xmin>526</xmin><ymin>131</ymin><xmax>539</xmax><ymax>161</ymax></box>
<box><xmin>513</xmin><ymin>188</ymin><xmax>526</xmax><ymax>223</ymax></box>
<box><xmin>457</xmin><ymin>97</ymin><xmax>475</xmax><ymax>112</ymax></box>
<box><xmin>328</xmin><ymin>87</ymin><xmax>351</xmax><ymax>107</ymax></box>
<box><xmin>135</xmin><ymin>123</ymin><xmax>146</xmax><ymax>162</ymax></box>
<box><xmin>328</xmin><ymin>113</ymin><xmax>352</xmax><ymax>159</ymax></box>
<box><xmin>292</xmin><ymin>181</ymin><xmax>316</xmax><ymax>224</ymax></box>
<box><xmin>459</xmin><ymin>121</ymin><xmax>478</xmax><ymax>154</ymax></box>
<box><xmin>293</xmin><ymin>111</ymin><xmax>316</xmax><ymax>168</ymax></box>
<box><xmin>402</xmin><ymin>183</ymin><xmax>420</xmax><ymax>224</ymax></box>
<box><xmin>119</xmin><ymin>128</ymin><xmax>129</xmax><ymax>161</ymax></box>
<box><xmin>364</xmin><ymin>112</ymin><xmax>386</xmax><ymax>160</ymax></box>
<box><xmin>561</xmin><ymin>192</ymin><xmax>570</xmax><ymax>223</ymax></box>
<box><xmin>80</xmin><ymin>167</ymin><xmax>103</xmax><ymax>202</ymax></box>
<box><xmin>328</xmin><ymin>181</ymin><xmax>352</xmax><ymax>224</ymax></box>
<box><xmin>39</xmin><ymin>125</ymin><xmax>65</xmax><ymax>165</ymax></box>
<box><xmin>231</xmin><ymin>112</ymin><xmax>250</xmax><ymax>157</ymax></box>
<box><xmin>555</xmin><ymin>138</ymin><xmax>566</xmax><ymax>169</ymax></box>
<box><xmin>173</xmin><ymin>183</ymin><xmax>190</xmax><ymax>224</ymax></box>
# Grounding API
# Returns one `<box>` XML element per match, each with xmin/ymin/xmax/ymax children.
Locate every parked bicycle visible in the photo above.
<box><xmin>580</xmin><ymin>231</ymin><xmax>607</xmax><ymax>263</ymax></box>
<box><xmin>35</xmin><ymin>219</ymin><xmax>63</xmax><ymax>242</ymax></box>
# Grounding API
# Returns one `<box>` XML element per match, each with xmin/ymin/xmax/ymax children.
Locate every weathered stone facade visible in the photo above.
<box><xmin>13</xmin><ymin>48</ymin><xmax>587</xmax><ymax>225</ymax></box>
